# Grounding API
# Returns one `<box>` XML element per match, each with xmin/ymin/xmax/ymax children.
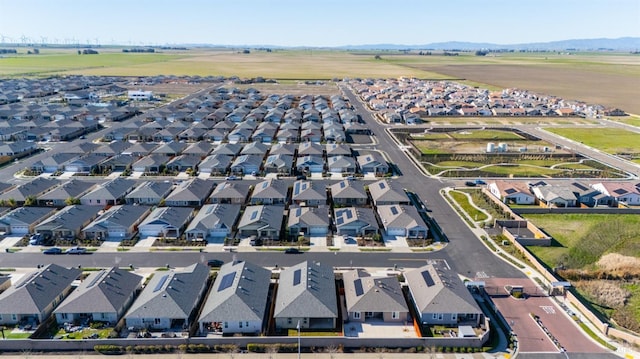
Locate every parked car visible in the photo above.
<box><xmin>43</xmin><ymin>247</ymin><xmax>63</xmax><ymax>255</ymax></box>
<box><xmin>29</xmin><ymin>234</ymin><xmax>43</xmax><ymax>245</ymax></box>
<box><xmin>474</xmin><ymin>179</ymin><xmax>486</xmax><ymax>185</ymax></box>
<box><xmin>284</xmin><ymin>247</ymin><xmax>301</xmax><ymax>254</ymax></box>
<box><xmin>207</xmin><ymin>259</ymin><xmax>224</xmax><ymax>267</ymax></box>
<box><xmin>296</xmin><ymin>175</ymin><xmax>307</xmax><ymax>180</ymax></box>
<box><xmin>250</xmin><ymin>238</ymin><xmax>263</xmax><ymax>246</ymax></box>
<box><xmin>225</xmin><ymin>175</ymin><xmax>239</xmax><ymax>180</ymax></box>
<box><xmin>65</xmin><ymin>246</ymin><xmax>87</xmax><ymax>254</ymax></box>
<box><xmin>464</xmin><ymin>181</ymin><xmax>477</xmax><ymax>187</ymax></box>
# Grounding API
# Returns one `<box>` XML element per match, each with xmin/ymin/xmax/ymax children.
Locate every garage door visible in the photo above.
<box><xmin>309</xmin><ymin>226</ymin><xmax>327</xmax><ymax>235</ymax></box>
<box><xmin>108</xmin><ymin>229</ymin><xmax>127</xmax><ymax>238</ymax></box>
<box><xmin>139</xmin><ymin>226</ymin><xmax>162</xmax><ymax>237</ymax></box>
<box><xmin>387</xmin><ymin>228</ymin><xmax>405</xmax><ymax>236</ymax></box>
<box><xmin>339</xmin><ymin>228</ymin><xmax>356</xmax><ymax>236</ymax></box>
<box><xmin>11</xmin><ymin>225</ymin><xmax>29</xmax><ymax>235</ymax></box>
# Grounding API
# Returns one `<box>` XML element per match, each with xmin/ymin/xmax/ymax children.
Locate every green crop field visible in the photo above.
<box><xmin>545</xmin><ymin>127</ymin><xmax>640</xmax><ymax>154</ymax></box>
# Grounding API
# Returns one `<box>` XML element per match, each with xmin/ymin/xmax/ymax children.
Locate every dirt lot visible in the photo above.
<box><xmin>418</xmin><ymin>64</ymin><xmax>640</xmax><ymax>114</ymax></box>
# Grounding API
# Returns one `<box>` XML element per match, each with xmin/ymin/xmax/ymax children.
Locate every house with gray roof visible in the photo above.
<box><xmin>531</xmin><ymin>184</ymin><xmax>578</xmax><ymax>207</ymax></box>
<box><xmin>230</xmin><ymin>154</ymin><xmax>262</xmax><ymax>175</ymax></box>
<box><xmin>377</xmin><ymin>204</ymin><xmax>428</xmax><ymax>238</ymax></box>
<box><xmin>210</xmin><ymin>142</ymin><xmax>243</xmax><ymax>157</ymax></box>
<box><xmin>334</xmin><ymin>207</ymin><xmax>378</xmax><ymax>237</ymax></box>
<box><xmin>327</xmin><ymin>155</ymin><xmax>356</xmax><ymax>174</ymax></box>
<box><xmin>325</xmin><ymin>143</ymin><xmax>352</xmax><ymax>157</ymax></box>
<box><xmin>368</xmin><ymin>179</ymin><xmax>409</xmax><ymax>206</ymax></box>
<box><xmin>125</xmin><ymin>181</ymin><xmax>173</xmax><ymax>205</ymax></box>
<box><xmin>0</xmin><ymin>141</ymin><xmax>37</xmax><ymax>158</ymax></box>
<box><xmin>198</xmin><ymin>154</ymin><xmax>232</xmax><ymax>176</ymax></box>
<box><xmin>153</xmin><ymin>141</ymin><xmax>188</xmax><ymax>157</ymax></box>
<box><xmin>54</xmin><ymin>267</ymin><xmax>142</xmax><ymax>325</ymax></box>
<box><xmin>208</xmin><ymin>182</ymin><xmax>249</xmax><ymax>205</ymax></box>
<box><xmin>82</xmin><ymin>205</ymin><xmax>151</xmax><ymax>240</ymax></box>
<box><xmin>296</xmin><ymin>155</ymin><xmax>324</xmax><ymax>175</ymax></box>
<box><xmin>124</xmin><ymin>263</ymin><xmax>209</xmax><ymax>331</ymax></box>
<box><xmin>0</xmin><ymin>207</ymin><xmax>57</xmax><ymax>235</ymax></box>
<box><xmin>80</xmin><ymin>178</ymin><xmax>136</xmax><ymax>206</ymax></box>
<box><xmin>269</xmin><ymin>143</ymin><xmax>296</xmax><ymax>156</ymax></box>
<box><xmin>329</xmin><ymin>180</ymin><xmax>368</xmax><ymax>206</ymax></box>
<box><xmin>250</xmin><ymin>179</ymin><xmax>288</xmax><ymax>205</ymax></box>
<box><xmin>182</xmin><ymin>141</ymin><xmax>213</xmax><ymax>157</ymax></box>
<box><xmin>274</xmin><ymin>261</ymin><xmax>338</xmax><ymax>330</ymax></box>
<box><xmin>343</xmin><ymin>269</ymin><xmax>408</xmax><ymax>323</ymax></box>
<box><xmin>292</xmin><ymin>180</ymin><xmax>326</xmax><ymax>206</ymax></box>
<box><xmin>93</xmin><ymin>141</ymin><xmax>133</xmax><ymax>157</ymax></box>
<box><xmin>405</xmin><ymin>262</ymin><xmax>483</xmax><ymax>326</ymax></box>
<box><xmin>357</xmin><ymin>152</ymin><xmax>388</xmax><ymax>176</ymax></box>
<box><xmin>166</xmin><ymin>155</ymin><xmax>201</xmax><ymax>172</ymax></box>
<box><xmin>287</xmin><ymin>205</ymin><xmax>330</xmax><ymax>238</ymax></box>
<box><xmin>263</xmin><ymin>154</ymin><xmax>294</xmax><ymax>175</ymax></box>
<box><xmin>0</xmin><ymin>177</ymin><xmax>59</xmax><ymax>205</ymax></box>
<box><xmin>132</xmin><ymin>154</ymin><xmax>169</xmax><ymax>173</ymax></box>
<box><xmin>37</xmin><ymin>180</ymin><xmax>95</xmax><ymax>207</ymax></box>
<box><xmin>63</xmin><ymin>153</ymin><xmax>108</xmax><ymax>173</ymax></box>
<box><xmin>198</xmin><ymin>261</ymin><xmax>271</xmax><ymax>335</ymax></box>
<box><xmin>237</xmin><ymin>205</ymin><xmax>284</xmax><ymax>239</ymax></box>
<box><xmin>0</xmin><ymin>264</ymin><xmax>81</xmax><ymax>325</ymax></box>
<box><xmin>185</xmin><ymin>204</ymin><xmax>241</xmax><ymax>240</ymax></box>
<box><xmin>35</xmin><ymin>205</ymin><xmax>102</xmax><ymax>240</ymax></box>
<box><xmin>30</xmin><ymin>153</ymin><xmax>78</xmax><ymax>173</ymax></box>
<box><xmin>164</xmin><ymin>178</ymin><xmax>215</xmax><ymax>207</ymax></box>
<box><xmin>297</xmin><ymin>142</ymin><xmax>324</xmax><ymax>157</ymax></box>
<box><xmin>122</xmin><ymin>142</ymin><xmax>158</xmax><ymax>156</ymax></box>
<box><xmin>138</xmin><ymin>206</ymin><xmax>194</xmax><ymax>238</ymax></box>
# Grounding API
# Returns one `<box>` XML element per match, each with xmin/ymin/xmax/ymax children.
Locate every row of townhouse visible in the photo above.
<box><xmin>488</xmin><ymin>180</ymin><xmax>640</xmax><ymax>207</ymax></box>
<box><xmin>350</xmin><ymin>78</ymin><xmax>625</xmax><ymax>122</ymax></box>
<box><xmin>0</xmin><ymin>179</ymin><xmax>427</xmax><ymax>241</ymax></box>
<box><xmin>0</xmin><ymin>261</ymin><xmax>484</xmax><ymax>339</ymax></box>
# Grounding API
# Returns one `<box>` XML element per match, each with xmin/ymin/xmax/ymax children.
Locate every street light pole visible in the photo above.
<box><xmin>297</xmin><ymin>320</ymin><xmax>301</xmax><ymax>359</ymax></box>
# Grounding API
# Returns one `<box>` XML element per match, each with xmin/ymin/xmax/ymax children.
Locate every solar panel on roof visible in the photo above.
<box><xmin>262</xmin><ymin>181</ymin><xmax>269</xmax><ymax>189</ymax></box>
<box><xmin>218</xmin><ymin>272</ymin><xmax>236</xmax><ymax>291</ymax></box>
<box><xmin>390</xmin><ymin>206</ymin><xmax>399</xmax><ymax>215</ymax></box>
<box><xmin>573</xmin><ymin>182</ymin><xmax>588</xmax><ymax>191</ymax></box>
<box><xmin>87</xmin><ymin>270</ymin><xmax>106</xmax><ymax>288</ymax></box>
<box><xmin>379</xmin><ymin>182</ymin><xmax>386</xmax><ymax>189</ymax></box>
<box><xmin>293</xmin><ymin>269</ymin><xmax>302</xmax><ymax>286</ymax></box>
<box><xmin>154</xmin><ymin>274</ymin><xmax>169</xmax><ymax>292</ymax></box>
<box><xmin>354</xmin><ymin>278</ymin><xmax>364</xmax><ymax>296</ymax></box>
<box><xmin>250</xmin><ymin>210</ymin><xmax>259</xmax><ymax>220</ymax></box>
<box><xmin>296</xmin><ymin>207</ymin><xmax>302</xmax><ymax>217</ymax></box>
<box><xmin>504</xmin><ymin>188</ymin><xmax>517</xmax><ymax>194</ymax></box>
<box><xmin>346</xmin><ymin>210</ymin><xmax>353</xmax><ymax>219</ymax></box>
<box><xmin>614</xmin><ymin>188</ymin><xmax>628</xmax><ymax>195</ymax></box>
<box><xmin>340</xmin><ymin>181</ymin><xmax>346</xmax><ymax>188</ymax></box>
<box><xmin>421</xmin><ymin>270</ymin><xmax>435</xmax><ymax>287</ymax></box>
<box><xmin>336</xmin><ymin>217</ymin><xmax>344</xmax><ymax>225</ymax></box>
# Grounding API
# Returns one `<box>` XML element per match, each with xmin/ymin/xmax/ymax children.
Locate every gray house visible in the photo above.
<box><xmin>54</xmin><ymin>267</ymin><xmax>142</xmax><ymax>325</ymax></box>
<box><xmin>164</xmin><ymin>178</ymin><xmax>215</xmax><ymax>207</ymax></box>
<box><xmin>0</xmin><ymin>177</ymin><xmax>59</xmax><ymax>206</ymax></box>
<box><xmin>0</xmin><ymin>207</ymin><xmax>57</xmax><ymax>235</ymax></box>
<box><xmin>132</xmin><ymin>154</ymin><xmax>169</xmax><ymax>173</ymax></box>
<box><xmin>296</xmin><ymin>155</ymin><xmax>324</xmax><ymax>174</ymax></box>
<box><xmin>82</xmin><ymin>205</ymin><xmax>151</xmax><ymax>240</ymax></box>
<box><xmin>368</xmin><ymin>179</ymin><xmax>409</xmax><ymax>206</ymax></box>
<box><xmin>292</xmin><ymin>180</ymin><xmax>326</xmax><ymax>206</ymax></box>
<box><xmin>329</xmin><ymin>180</ymin><xmax>368</xmax><ymax>206</ymax></box>
<box><xmin>287</xmin><ymin>205</ymin><xmax>330</xmax><ymax>237</ymax></box>
<box><xmin>230</xmin><ymin>154</ymin><xmax>262</xmax><ymax>175</ymax></box>
<box><xmin>138</xmin><ymin>207</ymin><xmax>194</xmax><ymax>238</ymax></box>
<box><xmin>80</xmin><ymin>178</ymin><xmax>136</xmax><ymax>206</ymax></box>
<box><xmin>405</xmin><ymin>263</ymin><xmax>483</xmax><ymax>326</ymax></box>
<box><xmin>125</xmin><ymin>181</ymin><xmax>173</xmax><ymax>205</ymax></box>
<box><xmin>198</xmin><ymin>261</ymin><xmax>271</xmax><ymax>335</ymax></box>
<box><xmin>250</xmin><ymin>179</ymin><xmax>288</xmax><ymax>205</ymax></box>
<box><xmin>237</xmin><ymin>205</ymin><xmax>284</xmax><ymax>239</ymax></box>
<box><xmin>327</xmin><ymin>155</ymin><xmax>356</xmax><ymax>174</ymax></box>
<box><xmin>343</xmin><ymin>269</ymin><xmax>409</xmax><ymax>323</ymax></box>
<box><xmin>377</xmin><ymin>204</ymin><xmax>428</xmax><ymax>238</ymax></box>
<box><xmin>0</xmin><ymin>264</ymin><xmax>81</xmax><ymax>325</ymax></box>
<box><xmin>185</xmin><ymin>204</ymin><xmax>241</xmax><ymax>240</ymax></box>
<box><xmin>334</xmin><ymin>207</ymin><xmax>378</xmax><ymax>237</ymax></box>
<box><xmin>357</xmin><ymin>152</ymin><xmax>388</xmax><ymax>175</ymax></box>
<box><xmin>198</xmin><ymin>154</ymin><xmax>232</xmax><ymax>176</ymax></box>
<box><xmin>37</xmin><ymin>180</ymin><xmax>95</xmax><ymax>207</ymax></box>
<box><xmin>35</xmin><ymin>205</ymin><xmax>102</xmax><ymax>240</ymax></box>
<box><xmin>124</xmin><ymin>263</ymin><xmax>209</xmax><ymax>331</ymax></box>
<box><xmin>263</xmin><ymin>154</ymin><xmax>294</xmax><ymax>175</ymax></box>
<box><xmin>209</xmin><ymin>181</ymin><xmax>251</xmax><ymax>204</ymax></box>
<box><xmin>274</xmin><ymin>261</ymin><xmax>338</xmax><ymax>330</ymax></box>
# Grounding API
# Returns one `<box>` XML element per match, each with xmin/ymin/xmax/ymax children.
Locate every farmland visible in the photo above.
<box><xmin>545</xmin><ymin>127</ymin><xmax>640</xmax><ymax>155</ymax></box>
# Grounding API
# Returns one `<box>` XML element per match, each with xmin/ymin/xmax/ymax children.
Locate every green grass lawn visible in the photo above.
<box><xmin>4</xmin><ymin>331</ymin><xmax>32</xmax><ymax>339</ymax></box>
<box><xmin>449</xmin><ymin>190</ymin><xmax>488</xmax><ymax>221</ymax></box>
<box><xmin>610</xmin><ymin>115</ymin><xmax>640</xmax><ymax>128</ymax></box>
<box><xmin>449</xmin><ymin>129</ymin><xmax>523</xmax><ymax>141</ymax></box>
<box><xmin>545</xmin><ymin>127</ymin><xmax>640</xmax><ymax>154</ymax></box>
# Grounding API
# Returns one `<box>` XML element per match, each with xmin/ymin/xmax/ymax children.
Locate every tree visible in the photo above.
<box><xmin>24</xmin><ymin>195</ymin><xmax>37</xmax><ymax>206</ymax></box>
<box><xmin>7</xmin><ymin>198</ymin><xmax>17</xmax><ymax>208</ymax></box>
<box><xmin>374</xmin><ymin>55</ymin><xmax>382</xmax><ymax>60</ymax></box>
<box><xmin>65</xmin><ymin>197</ymin><xmax>81</xmax><ymax>206</ymax></box>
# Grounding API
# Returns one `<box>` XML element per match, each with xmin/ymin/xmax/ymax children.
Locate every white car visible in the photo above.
<box><xmin>65</xmin><ymin>246</ymin><xmax>87</xmax><ymax>254</ymax></box>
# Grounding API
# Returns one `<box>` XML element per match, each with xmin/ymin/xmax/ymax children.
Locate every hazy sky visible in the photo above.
<box><xmin>0</xmin><ymin>0</ymin><xmax>638</xmax><ymax>46</ymax></box>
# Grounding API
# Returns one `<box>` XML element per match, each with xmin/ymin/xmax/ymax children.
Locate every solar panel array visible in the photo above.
<box><xmin>218</xmin><ymin>272</ymin><xmax>236</xmax><ymax>292</ymax></box>
<box><xmin>293</xmin><ymin>269</ymin><xmax>302</xmax><ymax>286</ymax></box>
<box><xmin>421</xmin><ymin>270</ymin><xmax>435</xmax><ymax>287</ymax></box>
<box><xmin>354</xmin><ymin>278</ymin><xmax>364</xmax><ymax>296</ymax></box>
<box><xmin>154</xmin><ymin>274</ymin><xmax>169</xmax><ymax>292</ymax></box>
<box><xmin>390</xmin><ymin>206</ymin><xmax>399</xmax><ymax>215</ymax></box>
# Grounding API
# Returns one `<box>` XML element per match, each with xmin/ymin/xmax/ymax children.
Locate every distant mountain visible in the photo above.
<box><xmin>338</xmin><ymin>37</ymin><xmax>640</xmax><ymax>51</ymax></box>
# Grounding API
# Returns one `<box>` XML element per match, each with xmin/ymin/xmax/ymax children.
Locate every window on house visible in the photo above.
<box><xmin>452</xmin><ymin>313</ymin><xmax>457</xmax><ymax>321</ymax></box>
<box><xmin>239</xmin><ymin>321</ymin><xmax>242</xmax><ymax>328</ymax></box>
<box><xmin>246</xmin><ymin>321</ymin><xmax>249</xmax><ymax>327</ymax></box>
<box><xmin>224</xmin><ymin>322</ymin><xmax>228</xmax><ymax>328</ymax></box>
<box><xmin>287</xmin><ymin>318</ymin><xmax>292</xmax><ymax>325</ymax></box>
<box><xmin>12</xmin><ymin>314</ymin><xmax>17</xmax><ymax>321</ymax></box>
<box><xmin>392</xmin><ymin>311</ymin><xmax>400</xmax><ymax>319</ymax></box>
<box><xmin>61</xmin><ymin>313</ymin><xmax>68</xmax><ymax>320</ymax></box>
<box><xmin>438</xmin><ymin>313</ymin><xmax>443</xmax><ymax>320</ymax></box>
<box><xmin>154</xmin><ymin>318</ymin><xmax>161</xmax><ymax>325</ymax></box>
<box><xmin>432</xmin><ymin>313</ymin><xmax>437</xmax><ymax>320</ymax></box>
<box><xmin>353</xmin><ymin>312</ymin><xmax>361</xmax><ymax>319</ymax></box>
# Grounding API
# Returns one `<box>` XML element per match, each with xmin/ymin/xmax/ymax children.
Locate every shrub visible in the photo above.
<box><xmin>94</xmin><ymin>345</ymin><xmax>124</xmax><ymax>354</ymax></box>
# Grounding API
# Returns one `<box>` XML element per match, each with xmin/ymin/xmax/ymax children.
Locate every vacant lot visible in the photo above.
<box><xmin>545</xmin><ymin>127</ymin><xmax>640</xmax><ymax>154</ymax></box>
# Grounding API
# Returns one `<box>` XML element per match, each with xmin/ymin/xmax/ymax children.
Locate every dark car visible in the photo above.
<box><xmin>464</xmin><ymin>181</ymin><xmax>477</xmax><ymax>187</ymax></box>
<box><xmin>296</xmin><ymin>175</ymin><xmax>307</xmax><ymax>180</ymax></box>
<box><xmin>43</xmin><ymin>247</ymin><xmax>62</xmax><ymax>255</ymax></box>
<box><xmin>207</xmin><ymin>259</ymin><xmax>224</xmax><ymax>267</ymax></box>
<box><xmin>284</xmin><ymin>247</ymin><xmax>301</xmax><ymax>254</ymax></box>
<box><xmin>474</xmin><ymin>179</ymin><xmax>486</xmax><ymax>185</ymax></box>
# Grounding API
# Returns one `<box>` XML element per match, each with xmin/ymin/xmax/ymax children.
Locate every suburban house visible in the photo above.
<box><xmin>327</xmin><ymin>155</ymin><xmax>356</xmax><ymax>174</ymax></box>
<box><xmin>568</xmin><ymin>182</ymin><xmax>609</xmax><ymax>207</ymax></box>
<box><xmin>53</xmin><ymin>267</ymin><xmax>142</xmax><ymax>325</ymax></box>
<box><xmin>185</xmin><ymin>204</ymin><xmax>241</xmax><ymax>240</ymax></box>
<box><xmin>30</xmin><ymin>153</ymin><xmax>78</xmax><ymax>173</ymax></box>
<box><xmin>357</xmin><ymin>153</ymin><xmax>388</xmax><ymax>176</ymax></box>
<box><xmin>334</xmin><ymin>207</ymin><xmax>378</xmax><ymax>237</ymax></box>
<box><xmin>124</xmin><ymin>263</ymin><xmax>209</xmax><ymax>331</ymax></box>
<box><xmin>166</xmin><ymin>155</ymin><xmax>201</xmax><ymax>172</ymax></box>
<box><xmin>80</xmin><ymin>178</ymin><xmax>136</xmax><ymax>206</ymax></box>
<box><xmin>198</xmin><ymin>154</ymin><xmax>232</xmax><ymax>176</ymax></box>
<box><xmin>152</xmin><ymin>141</ymin><xmax>188</xmax><ymax>156</ymax></box>
<box><xmin>198</xmin><ymin>261</ymin><xmax>271</xmax><ymax>335</ymax></box>
<box><xmin>329</xmin><ymin>180</ymin><xmax>368</xmax><ymax>206</ymax></box>
<box><xmin>250</xmin><ymin>179</ymin><xmax>289</xmax><ymax>205</ymax></box>
<box><xmin>182</xmin><ymin>141</ymin><xmax>213</xmax><ymax>157</ymax></box>
<box><xmin>0</xmin><ymin>177</ymin><xmax>59</xmax><ymax>206</ymax></box>
<box><xmin>125</xmin><ymin>181</ymin><xmax>173</xmax><ymax>205</ymax></box>
<box><xmin>296</xmin><ymin>155</ymin><xmax>325</xmax><ymax>174</ymax></box>
<box><xmin>343</xmin><ymin>269</ymin><xmax>409</xmax><ymax>323</ymax></box>
<box><xmin>34</xmin><ymin>205</ymin><xmax>102</xmax><ymax>240</ymax></box>
<box><xmin>37</xmin><ymin>180</ymin><xmax>96</xmax><ymax>207</ymax></box>
<box><xmin>240</xmin><ymin>141</ymin><xmax>270</xmax><ymax>157</ymax></box>
<box><xmin>0</xmin><ymin>264</ymin><xmax>81</xmax><ymax>325</ymax></box>
<box><xmin>377</xmin><ymin>204</ymin><xmax>428</xmax><ymax>238</ymax></box>
<box><xmin>63</xmin><ymin>154</ymin><xmax>108</xmax><ymax>174</ymax></box>
<box><xmin>297</xmin><ymin>142</ymin><xmax>324</xmax><ymax>157</ymax></box>
<box><xmin>164</xmin><ymin>178</ymin><xmax>215</xmax><ymax>207</ymax></box>
<box><xmin>210</xmin><ymin>143</ymin><xmax>243</xmax><ymax>157</ymax></box>
<box><xmin>263</xmin><ymin>154</ymin><xmax>294</xmax><ymax>175</ymax></box>
<box><xmin>0</xmin><ymin>207</ymin><xmax>57</xmax><ymax>235</ymax></box>
<box><xmin>405</xmin><ymin>262</ymin><xmax>483</xmax><ymax>326</ymax></box>
<box><xmin>82</xmin><ymin>205</ymin><xmax>151</xmax><ymax>240</ymax></box>
<box><xmin>132</xmin><ymin>154</ymin><xmax>169</xmax><ymax>173</ymax></box>
<box><xmin>325</xmin><ymin>143</ymin><xmax>352</xmax><ymax>157</ymax></box>
<box><xmin>488</xmin><ymin>180</ymin><xmax>535</xmax><ymax>205</ymax></box>
<box><xmin>237</xmin><ymin>205</ymin><xmax>284</xmax><ymax>239</ymax></box>
<box><xmin>531</xmin><ymin>184</ymin><xmax>578</xmax><ymax>207</ymax></box>
<box><xmin>230</xmin><ymin>155</ymin><xmax>262</xmax><ymax>175</ymax></box>
<box><xmin>209</xmin><ymin>181</ymin><xmax>251</xmax><ymax>204</ymax></box>
<box><xmin>274</xmin><ymin>261</ymin><xmax>338</xmax><ymax>330</ymax></box>
<box><xmin>591</xmin><ymin>182</ymin><xmax>640</xmax><ymax>206</ymax></box>
<box><xmin>138</xmin><ymin>207</ymin><xmax>194</xmax><ymax>238</ymax></box>
<box><xmin>269</xmin><ymin>143</ymin><xmax>296</xmax><ymax>156</ymax></box>
<box><xmin>287</xmin><ymin>205</ymin><xmax>330</xmax><ymax>238</ymax></box>
<box><xmin>368</xmin><ymin>179</ymin><xmax>410</xmax><ymax>206</ymax></box>
<box><xmin>292</xmin><ymin>180</ymin><xmax>326</xmax><ymax>206</ymax></box>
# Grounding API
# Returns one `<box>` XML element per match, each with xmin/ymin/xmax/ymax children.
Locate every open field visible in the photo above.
<box><xmin>545</xmin><ymin>127</ymin><xmax>640</xmax><ymax>154</ymax></box>
<box><xmin>424</xmin><ymin>116</ymin><xmax>597</xmax><ymax>126</ymax></box>
<box><xmin>608</xmin><ymin>114</ymin><xmax>640</xmax><ymax>128</ymax></box>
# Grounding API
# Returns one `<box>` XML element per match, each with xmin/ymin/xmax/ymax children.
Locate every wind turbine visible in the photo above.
<box><xmin>40</xmin><ymin>36</ymin><xmax>47</xmax><ymax>46</ymax></box>
<box><xmin>20</xmin><ymin>35</ymin><xmax>28</xmax><ymax>46</ymax></box>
